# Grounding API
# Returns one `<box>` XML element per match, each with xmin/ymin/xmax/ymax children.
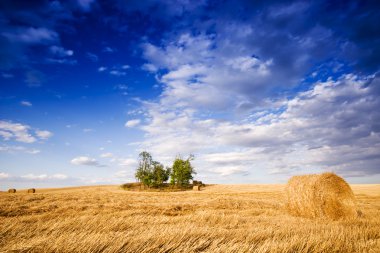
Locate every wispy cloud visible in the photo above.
<box><xmin>20</xmin><ymin>101</ymin><xmax>32</xmax><ymax>107</ymax></box>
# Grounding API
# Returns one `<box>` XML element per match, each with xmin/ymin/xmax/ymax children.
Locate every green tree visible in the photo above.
<box><xmin>135</xmin><ymin>151</ymin><xmax>170</xmax><ymax>188</ymax></box>
<box><xmin>170</xmin><ymin>155</ymin><xmax>196</xmax><ymax>188</ymax></box>
<box><xmin>135</xmin><ymin>151</ymin><xmax>153</xmax><ymax>188</ymax></box>
<box><xmin>151</xmin><ymin>161</ymin><xmax>171</xmax><ymax>187</ymax></box>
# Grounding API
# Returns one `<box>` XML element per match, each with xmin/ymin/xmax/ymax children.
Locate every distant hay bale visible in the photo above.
<box><xmin>193</xmin><ymin>185</ymin><xmax>200</xmax><ymax>191</ymax></box>
<box><xmin>285</xmin><ymin>172</ymin><xmax>357</xmax><ymax>220</ymax></box>
<box><xmin>27</xmin><ymin>188</ymin><xmax>36</xmax><ymax>193</ymax></box>
<box><xmin>8</xmin><ymin>189</ymin><xmax>16</xmax><ymax>193</ymax></box>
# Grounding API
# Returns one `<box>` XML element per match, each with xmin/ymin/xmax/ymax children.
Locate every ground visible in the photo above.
<box><xmin>0</xmin><ymin>184</ymin><xmax>379</xmax><ymax>252</ymax></box>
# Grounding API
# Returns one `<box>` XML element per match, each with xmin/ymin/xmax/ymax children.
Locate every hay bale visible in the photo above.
<box><xmin>27</xmin><ymin>188</ymin><xmax>36</xmax><ymax>193</ymax></box>
<box><xmin>285</xmin><ymin>172</ymin><xmax>357</xmax><ymax>220</ymax></box>
<box><xmin>193</xmin><ymin>185</ymin><xmax>200</xmax><ymax>191</ymax></box>
<box><xmin>8</xmin><ymin>188</ymin><xmax>16</xmax><ymax>193</ymax></box>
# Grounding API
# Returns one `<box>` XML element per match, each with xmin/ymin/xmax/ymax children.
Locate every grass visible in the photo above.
<box><xmin>0</xmin><ymin>184</ymin><xmax>379</xmax><ymax>252</ymax></box>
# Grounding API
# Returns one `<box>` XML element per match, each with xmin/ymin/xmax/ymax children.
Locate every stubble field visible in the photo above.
<box><xmin>0</xmin><ymin>184</ymin><xmax>379</xmax><ymax>253</ymax></box>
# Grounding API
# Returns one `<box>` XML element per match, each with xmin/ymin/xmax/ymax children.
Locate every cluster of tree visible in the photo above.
<box><xmin>135</xmin><ymin>151</ymin><xmax>196</xmax><ymax>188</ymax></box>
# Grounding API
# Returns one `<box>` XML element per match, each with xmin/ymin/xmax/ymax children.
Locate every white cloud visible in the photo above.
<box><xmin>118</xmin><ymin>158</ymin><xmax>137</xmax><ymax>168</ymax></box>
<box><xmin>125</xmin><ymin>119</ymin><xmax>141</xmax><ymax>128</ymax></box>
<box><xmin>98</xmin><ymin>66</ymin><xmax>107</xmax><ymax>72</ymax></box>
<box><xmin>0</xmin><ymin>172</ymin><xmax>9</xmax><ymax>179</ymax></box>
<box><xmin>51</xmin><ymin>174</ymin><xmax>68</xmax><ymax>180</ymax></box>
<box><xmin>141</xmin><ymin>63</ymin><xmax>158</xmax><ymax>73</ymax></box>
<box><xmin>71</xmin><ymin>156</ymin><xmax>103</xmax><ymax>167</ymax></box>
<box><xmin>0</xmin><ymin>121</ymin><xmax>37</xmax><ymax>143</ymax></box>
<box><xmin>20</xmin><ymin>173</ymin><xmax>68</xmax><ymax>181</ymax></box>
<box><xmin>0</xmin><ymin>145</ymin><xmax>40</xmax><ymax>154</ymax></box>
<box><xmin>136</xmin><ymin>74</ymin><xmax>380</xmax><ymax>178</ymax></box>
<box><xmin>20</xmin><ymin>101</ymin><xmax>32</xmax><ymax>107</ymax></box>
<box><xmin>35</xmin><ymin>130</ymin><xmax>53</xmax><ymax>140</ymax></box>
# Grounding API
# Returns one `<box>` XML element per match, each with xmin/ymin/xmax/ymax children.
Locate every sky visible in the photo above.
<box><xmin>1</xmin><ymin>0</ymin><xmax>380</xmax><ymax>189</ymax></box>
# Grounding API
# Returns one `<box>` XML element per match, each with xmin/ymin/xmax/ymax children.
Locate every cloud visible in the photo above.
<box><xmin>2</xmin><ymin>27</ymin><xmax>58</xmax><ymax>44</ymax></box>
<box><xmin>49</xmin><ymin>46</ymin><xmax>74</xmax><ymax>57</ymax></box>
<box><xmin>71</xmin><ymin>156</ymin><xmax>104</xmax><ymax>167</ymax></box>
<box><xmin>103</xmin><ymin>46</ymin><xmax>115</xmax><ymax>53</ymax></box>
<box><xmin>100</xmin><ymin>152</ymin><xmax>114</xmax><ymax>158</ymax></box>
<box><xmin>125</xmin><ymin>119</ymin><xmax>141</xmax><ymax>128</ymax></box>
<box><xmin>109</xmin><ymin>70</ymin><xmax>126</xmax><ymax>76</ymax></box>
<box><xmin>20</xmin><ymin>173</ymin><xmax>68</xmax><ymax>181</ymax></box>
<box><xmin>77</xmin><ymin>0</ymin><xmax>96</xmax><ymax>11</ymax></box>
<box><xmin>0</xmin><ymin>145</ymin><xmax>40</xmax><ymax>154</ymax></box>
<box><xmin>86</xmin><ymin>52</ymin><xmax>99</xmax><ymax>62</ymax></box>
<box><xmin>20</xmin><ymin>101</ymin><xmax>32</xmax><ymax>107</ymax></box>
<box><xmin>0</xmin><ymin>121</ymin><xmax>53</xmax><ymax>143</ymax></box>
<box><xmin>0</xmin><ymin>172</ymin><xmax>10</xmax><ymax>179</ymax></box>
<box><xmin>98</xmin><ymin>66</ymin><xmax>107</xmax><ymax>72</ymax></box>
<box><xmin>35</xmin><ymin>130</ymin><xmax>53</xmax><ymax>140</ymax></box>
<box><xmin>118</xmin><ymin>158</ymin><xmax>137</xmax><ymax>168</ymax></box>
<box><xmin>137</xmin><ymin>74</ymin><xmax>380</xmax><ymax>178</ymax></box>
<box><xmin>25</xmin><ymin>70</ymin><xmax>45</xmax><ymax>87</ymax></box>
<box><xmin>0</xmin><ymin>121</ymin><xmax>35</xmax><ymax>143</ymax></box>
<box><xmin>2</xmin><ymin>73</ymin><xmax>14</xmax><ymax>79</ymax></box>
<box><xmin>141</xmin><ymin>63</ymin><xmax>158</xmax><ymax>73</ymax></box>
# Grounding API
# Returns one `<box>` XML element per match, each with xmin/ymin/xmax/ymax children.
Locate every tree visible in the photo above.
<box><xmin>170</xmin><ymin>155</ymin><xmax>196</xmax><ymax>188</ymax></box>
<box><xmin>135</xmin><ymin>151</ymin><xmax>170</xmax><ymax>188</ymax></box>
<box><xmin>151</xmin><ymin>161</ymin><xmax>171</xmax><ymax>187</ymax></box>
<box><xmin>135</xmin><ymin>151</ymin><xmax>153</xmax><ymax>188</ymax></box>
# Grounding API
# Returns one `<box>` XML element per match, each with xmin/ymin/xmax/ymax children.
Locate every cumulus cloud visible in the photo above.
<box><xmin>125</xmin><ymin>119</ymin><xmax>141</xmax><ymax>128</ymax></box>
<box><xmin>137</xmin><ymin>74</ymin><xmax>380</xmax><ymax>178</ymax></box>
<box><xmin>0</xmin><ymin>121</ymin><xmax>34</xmax><ymax>143</ymax></box>
<box><xmin>71</xmin><ymin>156</ymin><xmax>105</xmax><ymax>167</ymax></box>
<box><xmin>0</xmin><ymin>121</ymin><xmax>53</xmax><ymax>143</ymax></box>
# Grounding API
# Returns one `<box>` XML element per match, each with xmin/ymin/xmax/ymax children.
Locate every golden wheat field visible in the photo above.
<box><xmin>1</xmin><ymin>184</ymin><xmax>380</xmax><ymax>253</ymax></box>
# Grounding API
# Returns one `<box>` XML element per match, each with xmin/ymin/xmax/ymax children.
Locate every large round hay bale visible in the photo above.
<box><xmin>285</xmin><ymin>172</ymin><xmax>357</xmax><ymax>220</ymax></box>
<box><xmin>27</xmin><ymin>188</ymin><xmax>36</xmax><ymax>193</ymax></box>
<box><xmin>8</xmin><ymin>188</ymin><xmax>16</xmax><ymax>193</ymax></box>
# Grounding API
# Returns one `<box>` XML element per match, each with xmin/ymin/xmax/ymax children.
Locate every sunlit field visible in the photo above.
<box><xmin>1</xmin><ymin>184</ymin><xmax>379</xmax><ymax>252</ymax></box>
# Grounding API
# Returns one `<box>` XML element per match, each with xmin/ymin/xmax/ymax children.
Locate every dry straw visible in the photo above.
<box><xmin>285</xmin><ymin>172</ymin><xmax>357</xmax><ymax>220</ymax></box>
<box><xmin>27</xmin><ymin>188</ymin><xmax>36</xmax><ymax>193</ymax></box>
<box><xmin>8</xmin><ymin>188</ymin><xmax>16</xmax><ymax>193</ymax></box>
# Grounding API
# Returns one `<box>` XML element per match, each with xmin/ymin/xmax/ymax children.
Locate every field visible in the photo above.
<box><xmin>1</xmin><ymin>184</ymin><xmax>380</xmax><ymax>253</ymax></box>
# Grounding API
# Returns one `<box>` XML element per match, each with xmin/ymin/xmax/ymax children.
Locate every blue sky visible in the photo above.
<box><xmin>1</xmin><ymin>0</ymin><xmax>380</xmax><ymax>189</ymax></box>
